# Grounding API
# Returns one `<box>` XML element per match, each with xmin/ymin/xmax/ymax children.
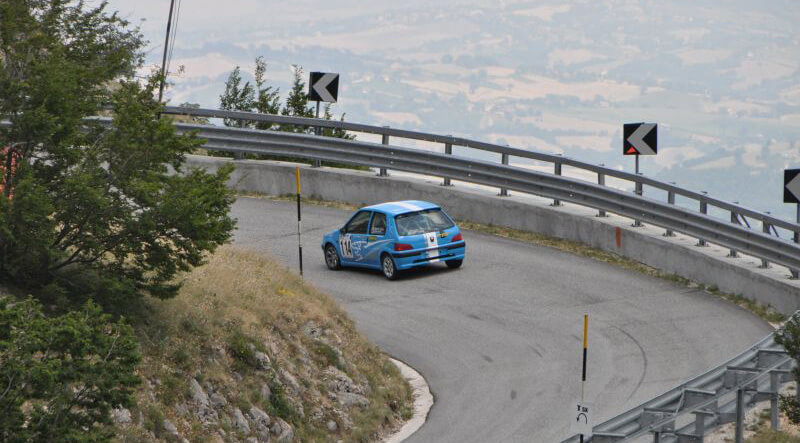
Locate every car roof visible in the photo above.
<box><xmin>361</xmin><ymin>200</ymin><xmax>440</xmax><ymax>215</ymax></box>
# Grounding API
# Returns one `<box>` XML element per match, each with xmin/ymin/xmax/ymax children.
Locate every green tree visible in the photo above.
<box><xmin>281</xmin><ymin>64</ymin><xmax>315</xmax><ymax>133</ymax></box>
<box><xmin>253</xmin><ymin>56</ymin><xmax>281</xmax><ymax>131</ymax></box>
<box><xmin>0</xmin><ymin>297</ymin><xmax>141</xmax><ymax>442</ymax></box>
<box><xmin>219</xmin><ymin>65</ymin><xmax>255</xmax><ymax>128</ymax></box>
<box><xmin>320</xmin><ymin>103</ymin><xmax>356</xmax><ymax>140</ymax></box>
<box><xmin>0</xmin><ymin>0</ymin><xmax>236</xmax><ymax>303</ymax></box>
<box><xmin>776</xmin><ymin>316</ymin><xmax>800</xmax><ymax>423</ymax></box>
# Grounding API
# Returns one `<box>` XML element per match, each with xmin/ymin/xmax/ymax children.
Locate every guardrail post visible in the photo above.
<box><xmin>761</xmin><ymin>221</ymin><xmax>771</xmax><ymax>268</ymax></box>
<box><xmin>793</xmin><ymin>222</ymin><xmax>800</xmax><ymax>279</ymax></box>
<box><xmin>499</xmin><ymin>153</ymin><xmax>509</xmax><ymax>197</ymax></box>
<box><xmin>728</xmin><ymin>211</ymin><xmax>739</xmax><ymax>258</ymax></box>
<box><xmin>597</xmin><ymin>166</ymin><xmax>606</xmax><ymax>217</ymax></box>
<box><xmin>313</xmin><ymin>122</ymin><xmax>322</xmax><ymax>168</ymax></box>
<box><xmin>552</xmin><ymin>160</ymin><xmax>562</xmax><ymax>206</ymax></box>
<box><xmin>379</xmin><ymin>129</ymin><xmax>389</xmax><ymax>177</ymax></box>
<box><xmin>697</xmin><ymin>193</ymin><xmax>708</xmax><ymax>247</ymax></box>
<box><xmin>442</xmin><ymin>137</ymin><xmax>453</xmax><ymax>186</ymax></box>
<box><xmin>771</xmin><ymin>371</ymin><xmax>779</xmax><ymax>431</ymax></box>
<box><xmin>234</xmin><ymin>120</ymin><xmax>245</xmax><ymax>160</ymax></box>
<box><xmin>632</xmin><ymin>178</ymin><xmax>643</xmax><ymax>227</ymax></box>
<box><xmin>653</xmin><ymin>432</ymin><xmax>660</xmax><ymax>443</ymax></box>
<box><xmin>735</xmin><ymin>388</ymin><xmax>744</xmax><ymax>443</ymax></box>
<box><xmin>665</xmin><ymin>189</ymin><xmax>675</xmax><ymax>237</ymax></box>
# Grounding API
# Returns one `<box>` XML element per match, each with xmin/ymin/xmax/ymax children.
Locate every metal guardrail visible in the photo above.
<box><xmin>163</xmin><ymin>106</ymin><xmax>800</xmax><ymax>248</ymax></box>
<box><xmin>158</xmin><ymin>106</ymin><xmax>800</xmax><ymax>273</ymax></box>
<box><xmin>561</xmin><ymin>317</ymin><xmax>796</xmax><ymax>443</ymax></box>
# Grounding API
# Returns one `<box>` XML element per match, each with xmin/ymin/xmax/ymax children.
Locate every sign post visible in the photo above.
<box><xmin>569</xmin><ymin>313</ymin><xmax>592</xmax><ymax>441</ymax></box>
<box><xmin>623</xmin><ymin>123</ymin><xmax>657</xmax><ymax>227</ymax></box>
<box><xmin>783</xmin><ymin>168</ymin><xmax>800</xmax><ymax>278</ymax></box>
<box><xmin>308</xmin><ymin>72</ymin><xmax>340</xmax><ymax>168</ymax></box>
<box><xmin>296</xmin><ymin>167</ymin><xmax>303</xmax><ymax>277</ymax></box>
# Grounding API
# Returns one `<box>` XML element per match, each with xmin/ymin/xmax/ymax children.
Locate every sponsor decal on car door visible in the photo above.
<box><xmin>339</xmin><ymin>234</ymin><xmax>353</xmax><ymax>259</ymax></box>
<box><xmin>424</xmin><ymin>231</ymin><xmax>439</xmax><ymax>262</ymax></box>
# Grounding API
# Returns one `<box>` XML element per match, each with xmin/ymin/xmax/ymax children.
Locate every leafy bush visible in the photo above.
<box><xmin>0</xmin><ymin>297</ymin><xmax>141</xmax><ymax>441</ymax></box>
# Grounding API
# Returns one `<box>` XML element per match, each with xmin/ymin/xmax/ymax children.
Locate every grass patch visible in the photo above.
<box><xmin>746</xmin><ymin>429</ymin><xmax>800</xmax><ymax>442</ymax></box>
<box><xmin>312</xmin><ymin>341</ymin><xmax>345</xmax><ymax>371</ymax></box>
<box><xmin>122</xmin><ymin>246</ymin><xmax>412</xmax><ymax>441</ymax></box>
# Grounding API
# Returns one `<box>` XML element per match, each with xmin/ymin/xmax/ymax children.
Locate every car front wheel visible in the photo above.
<box><xmin>381</xmin><ymin>254</ymin><xmax>399</xmax><ymax>280</ymax></box>
<box><xmin>324</xmin><ymin>244</ymin><xmax>341</xmax><ymax>270</ymax></box>
<box><xmin>445</xmin><ymin>259</ymin><xmax>463</xmax><ymax>269</ymax></box>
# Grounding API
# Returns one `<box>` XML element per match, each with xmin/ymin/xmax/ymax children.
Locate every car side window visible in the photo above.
<box><xmin>369</xmin><ymin>212</ymin><xmax>387</xmax><ymax>236</ymax></box>
<box><xmin>345</xmin><ymin>211</ymin><xmax>371</xmax><ymax>234</ymax></box>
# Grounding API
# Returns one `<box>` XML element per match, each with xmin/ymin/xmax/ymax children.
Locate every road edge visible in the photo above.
<box><xmin>384</xmin><ymin>358</ymin><xmax>434</xmax><ymax>443</ymax></box>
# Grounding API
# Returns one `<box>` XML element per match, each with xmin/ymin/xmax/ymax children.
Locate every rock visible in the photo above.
<box><xmin>233</xmin><ymin>408</ymin><xmax>251</xmax><ymax>434</ymax></box>
<box><xmin>209</xmin><ymin>392</ymin><xmax>228</xmax><ymax>409</ymax></box>
<box><xmin>163</xmin><ymin>419</ymin><xmax>179</xmax><ymax>437</ymax></box>
<box><xmin>271</xmin><ymin>418</ymin><xmax>294</xmax><ymax>442</ymax></box>
<box><xmin>279</xmin><ymin>369</ymin><xmax>300</xmax><ymax>393</ymax></box>
<box><xmin>335</xmin><ymin>392</ymin><xmax>370</xmax><ymax>408</ymax></box>
<box><xmin>249</xmin><ymin>406</ymin><xmax>271</xmax><ymax>428</ymax></box>
<box><xmin>112</xmin><ymin>407</ymin><xmax>132</xmax><ymax>424</ymax></box>
<box><xmin>245</xmin><ymin>438</ymin><xmax>259</xmax><ymax>443</ymax></box>
<box><xmin>254</xmin><ymin>351</ymin><xmax>271</xmax><ymax>370</ymax></box>
<box><xmin>189</xmin><ymin>379</ymin><xmax>210</xmax><ymax>406</ymax></box>
<box><xmin>326</xmin><ymin>420</ymin><xmax>338</xmax><ymax>432</ymax></box>
<box><xmin>260</xmin><ymin>383</ymin><xmax>272</xmax><ymax>402</ymax></box>
<box><xmin>324</xmin><ymin>366</ymin><xmax>364</xmax><ymax>395</ymax></box>
<box><xmin>302</xmin><ymin>321</ymin><xmax>322</xmax><ymax>340</ymax></box>
<box><xmin>211</xmin><ymin>344</ymin><xmax>226</xmax><ymax>360</ymax></box>
<box><xmin>188</xmin><ymin>378</ymin><xmax>218</xmax><ymax>425</ymax></box>
<box><xmin>249</xmin><ymin>406</ymin><xmax>272</xmax><ymax>441</ymax></box>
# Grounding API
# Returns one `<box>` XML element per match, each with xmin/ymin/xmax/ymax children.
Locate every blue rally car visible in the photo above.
<box><xmin>321</xmin><ymin>201</ymin><xmax>466</xmax><ymax>280</ymax></box>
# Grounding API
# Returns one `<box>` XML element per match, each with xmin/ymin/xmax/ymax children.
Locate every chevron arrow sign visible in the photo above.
<box><xmin>784</xmin><ymin>169</ymin><xmax>800</xmax><ymax>203</ymax></box>
<box><xmin>623</xmin><ymin>123</ymin><xmax>657</xmax><ymax>156</ymax></box>
<box><xmin>308</xmin><ymin>72</ymin><xmax>339</xmax><ymax>103</ymax></box>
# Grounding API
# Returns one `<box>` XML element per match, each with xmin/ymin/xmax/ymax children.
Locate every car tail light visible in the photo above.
<box><xmin>452</xmin><ymin>233</ymin><xmax>463</xmax><ymax>242</ymax></box>
<box><xmin>394</xmin><ymin>243</ymin><xmax>413</xmax><ymax>251</ymax></box>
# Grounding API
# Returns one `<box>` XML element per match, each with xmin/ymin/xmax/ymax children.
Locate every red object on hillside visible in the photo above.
<box><xmin>0</xmin><ymin>146</ymin><xmax>18</xmax><ymax>199</ymax></box>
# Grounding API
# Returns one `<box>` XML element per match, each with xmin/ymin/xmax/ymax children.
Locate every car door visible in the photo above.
<box><xmin>339</xmin><ymin>210</ymin><xmax>372</xmax><ymax>265</ymax></box>
<box><xmin>362</xmin><ymin>212</ymin><xmax>390</xmax><ymax>266</ymax></box>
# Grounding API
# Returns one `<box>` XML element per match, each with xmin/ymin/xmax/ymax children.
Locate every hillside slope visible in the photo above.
<box><xmin>115</xmin><ymin>246</ymin><xmax>413</xmax><ymax>442</ymax></box>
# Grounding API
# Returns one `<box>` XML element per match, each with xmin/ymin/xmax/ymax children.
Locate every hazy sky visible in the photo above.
<box><xmin>101</xmin><ymin>0</ymin><xmax>800</xmax><ymax>217</ymax></box>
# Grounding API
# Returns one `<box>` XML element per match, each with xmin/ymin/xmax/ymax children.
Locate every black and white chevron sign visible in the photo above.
<box><xmin>623</xmin><ymin>122</ymin><xmax>657</xmax><ymax>156</ymax></box>
<box><xmin>785</xmin><ymin>169</ymin><xmax>800</xmax><ymax>204</ymax></box>
<box><xmin>308</xmin><ymin>72</ymin><xmax>339</xmax><ymax>103</ymax></box>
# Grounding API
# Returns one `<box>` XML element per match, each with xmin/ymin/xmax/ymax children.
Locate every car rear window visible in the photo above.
<box><xmin>395</xmin><ymin>208</ymin><xmax>454</xmax><ymax>236</ymax></box>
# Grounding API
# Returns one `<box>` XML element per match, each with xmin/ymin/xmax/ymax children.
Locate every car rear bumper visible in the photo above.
<box><xmin>393</xmin><ymin>244</ymin><xmax>465</xmax><ymax>270</ymax></box>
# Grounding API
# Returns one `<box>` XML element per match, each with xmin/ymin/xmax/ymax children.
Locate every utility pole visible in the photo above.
<box><xmin>158</xmin><ymin>0</ymin><xmax>176</xmax><ymax>103</ymax></box>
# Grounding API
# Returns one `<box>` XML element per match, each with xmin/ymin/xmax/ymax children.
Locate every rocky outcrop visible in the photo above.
<box><xmin>189</xmin><ymin>378</ymin><xmax>219</xmax><ymax>425</ymax></box>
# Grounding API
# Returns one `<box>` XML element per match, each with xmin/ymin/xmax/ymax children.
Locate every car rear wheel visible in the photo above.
<box><xmin>324</xmin><ymin>244</ymin><xmax>341</xmax><ymax>270</ymax></box>
<box><xmin>445</xmin><ymin>259</ymin><xmax>463</xmax><ymax>269</ymax></box>
<box><xmin>381</xmin><ymin>254</ymin><xmax>398</xmax><ymax>280</ymax></box>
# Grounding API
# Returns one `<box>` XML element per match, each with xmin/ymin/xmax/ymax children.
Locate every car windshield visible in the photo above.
<box><xmin>395</xmin><ymin>208</ymin><xmax>454</xmax><ymax>236</ymax></box>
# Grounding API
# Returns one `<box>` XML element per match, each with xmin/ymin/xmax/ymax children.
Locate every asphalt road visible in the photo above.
<box><xmin>231</xmin><ymin>197</ymin><xmax>772</xmax><ymax>442</ymax></box>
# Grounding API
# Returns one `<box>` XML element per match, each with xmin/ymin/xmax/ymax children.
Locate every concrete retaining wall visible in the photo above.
<box><xmin>187</xmin><ymin>154</ymin><xmax>800</xmax><ymax>315</ymax></box>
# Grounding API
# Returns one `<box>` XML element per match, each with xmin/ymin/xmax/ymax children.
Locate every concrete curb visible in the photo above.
<box><xmin>384</xmin><ymin>358</ymin><xmax>434</xmax><ymax>443</ymax></box>
<box><xmin>186</xmin><ymin>155</ymin><xmax>800</xmax><ymax>314</ymax></box>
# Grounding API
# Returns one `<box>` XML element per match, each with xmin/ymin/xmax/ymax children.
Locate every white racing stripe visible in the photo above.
<box><xmin>388</xmin><ymin>201</ymin><xmax>424</xmax><ymax>212</ymax></box>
